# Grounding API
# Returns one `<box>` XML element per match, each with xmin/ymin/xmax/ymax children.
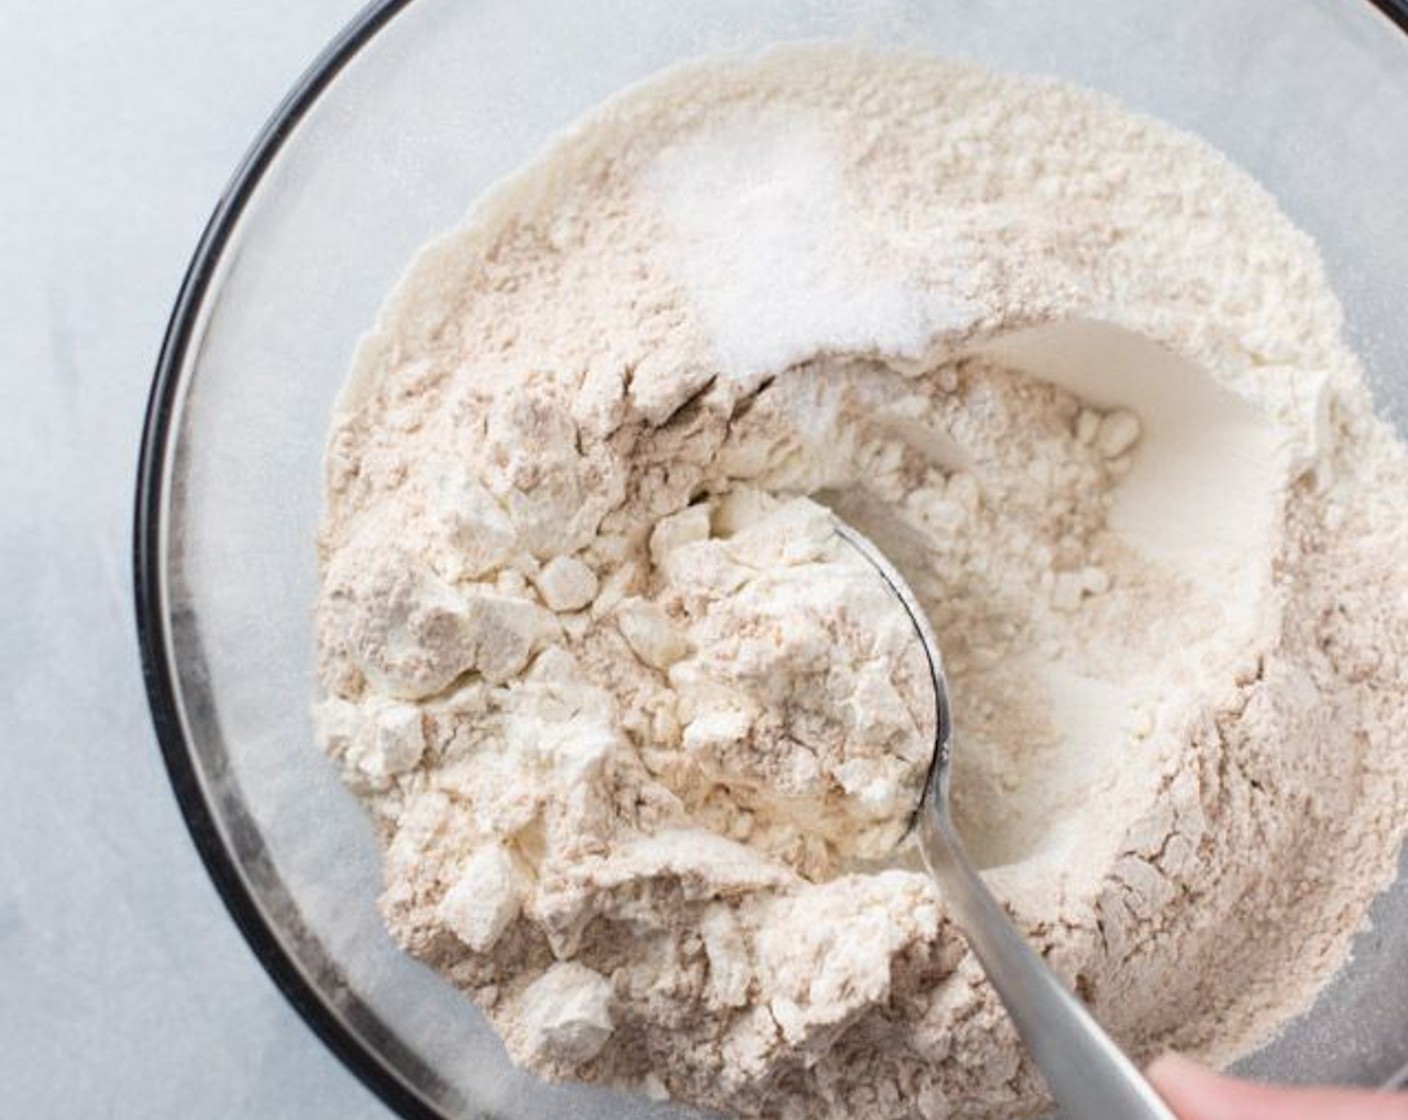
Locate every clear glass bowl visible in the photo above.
<box><xmin>135</xmin><ymin>1</ymin><xmax>1408</xmax><ymax>1116</ymax></box>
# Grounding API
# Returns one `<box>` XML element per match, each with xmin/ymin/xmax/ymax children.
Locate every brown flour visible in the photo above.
<box><xmin>313</xmin><ymin>47</ymin><xmax>1408</xmax><ymax>1119</ymax></box>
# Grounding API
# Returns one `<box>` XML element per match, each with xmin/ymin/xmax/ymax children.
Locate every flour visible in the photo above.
<box><xmin>313</xmin><ymin>47</ymin><xmax>1408</xmax><ymax>1120</ymax></box>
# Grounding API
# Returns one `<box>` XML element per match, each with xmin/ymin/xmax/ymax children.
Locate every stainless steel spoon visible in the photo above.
<box><xmin>834</xmin><ymin>519</ymin><xmax>1178</xmax><ymax>1120</ymax></box>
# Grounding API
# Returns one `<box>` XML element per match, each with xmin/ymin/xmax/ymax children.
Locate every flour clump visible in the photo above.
<box><xmin>315</xmin><ymin>47</ymin><xmax>1408</xmax><ymax>1120</ymax></box>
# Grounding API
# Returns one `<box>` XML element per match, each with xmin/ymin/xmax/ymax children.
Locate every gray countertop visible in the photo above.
<box><xmin>1</xmin><ymin>2</ymin><xmax>388</xmax><ymax>1116</ymax></box>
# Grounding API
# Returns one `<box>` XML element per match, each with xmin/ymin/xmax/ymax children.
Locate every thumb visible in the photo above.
<box><xmin>1147</xmin><ymin>1053</ymin><xmax>1408</xmax><ymax>1120</ymax></box>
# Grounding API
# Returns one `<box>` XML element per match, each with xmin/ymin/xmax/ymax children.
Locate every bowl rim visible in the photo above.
<box><xmin>132</xmin><ymin>2</ymin><xmax>441</xmax><ymax>1116</ymax></box>
<box><xmin>132</xmin><ymin>0</ymin><xmax>1408</xmax><ymax>1115</ymax></box>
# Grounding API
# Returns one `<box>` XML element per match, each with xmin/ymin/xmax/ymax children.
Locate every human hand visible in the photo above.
<box><xmin>1148</xmin><ymin>1053</ymin><xmax>1408</xmax><ymax>1120</ymax></box>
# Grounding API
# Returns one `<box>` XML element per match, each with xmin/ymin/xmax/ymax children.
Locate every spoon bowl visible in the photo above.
<box><xmin>832</xmin><ymin>517</ymin><xmax>1178</xmax><ymax>1120</ymax></box>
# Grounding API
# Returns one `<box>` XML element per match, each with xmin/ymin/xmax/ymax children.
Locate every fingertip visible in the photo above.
<box><xmin>1147</xmin><ymin>1051</ymin><xmax>1209</xmax><ymax>1088</ymax></box>
<box><xmin>1146</xmin><ymin>1052</ymin><xmax>1236</xmax><ymax>1120</ymax></box>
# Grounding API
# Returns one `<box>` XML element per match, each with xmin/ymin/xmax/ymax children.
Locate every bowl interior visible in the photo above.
<box><xmin>141</xmin><ymin>0</ymin><xmax>1408</xmax><ymax>1116</ymax></box>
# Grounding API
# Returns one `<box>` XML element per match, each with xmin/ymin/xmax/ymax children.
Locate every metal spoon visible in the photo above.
<box><xmin>833</xmin><ymin>519</ymin><xmax>1178</xmax><ymax>1120</ymax></box>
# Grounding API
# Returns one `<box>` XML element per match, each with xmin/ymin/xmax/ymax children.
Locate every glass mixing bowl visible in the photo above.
<box><xmin>135</xmin><ymin>1</ymin><xmax>1408</xmax><ymax>1116</ymax></box>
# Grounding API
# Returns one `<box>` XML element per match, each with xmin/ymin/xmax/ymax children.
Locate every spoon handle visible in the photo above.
<box><xmin>919</xmin><ymin>808</ymin><xmax>1178</xmax><ymax>1120</ymax></box>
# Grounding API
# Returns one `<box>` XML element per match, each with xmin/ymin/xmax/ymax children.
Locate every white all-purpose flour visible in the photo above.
<box><xmin>314</xmin><ymin>48</ymin><xmax>1408</xmax><ymax>1119</ymax></box>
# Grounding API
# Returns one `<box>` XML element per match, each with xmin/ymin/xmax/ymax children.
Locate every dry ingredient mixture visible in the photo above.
<box><xmin>314</xmin><ymin>48</ymin><xmax>1408</xmax><ymax>1120</ymax></box>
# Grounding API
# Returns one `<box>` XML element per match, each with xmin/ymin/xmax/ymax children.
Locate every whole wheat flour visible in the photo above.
<box><xmin>313</xmin><ymin>47</ymin><xmax>1408</xmax><ymax>1119</ymax></box>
